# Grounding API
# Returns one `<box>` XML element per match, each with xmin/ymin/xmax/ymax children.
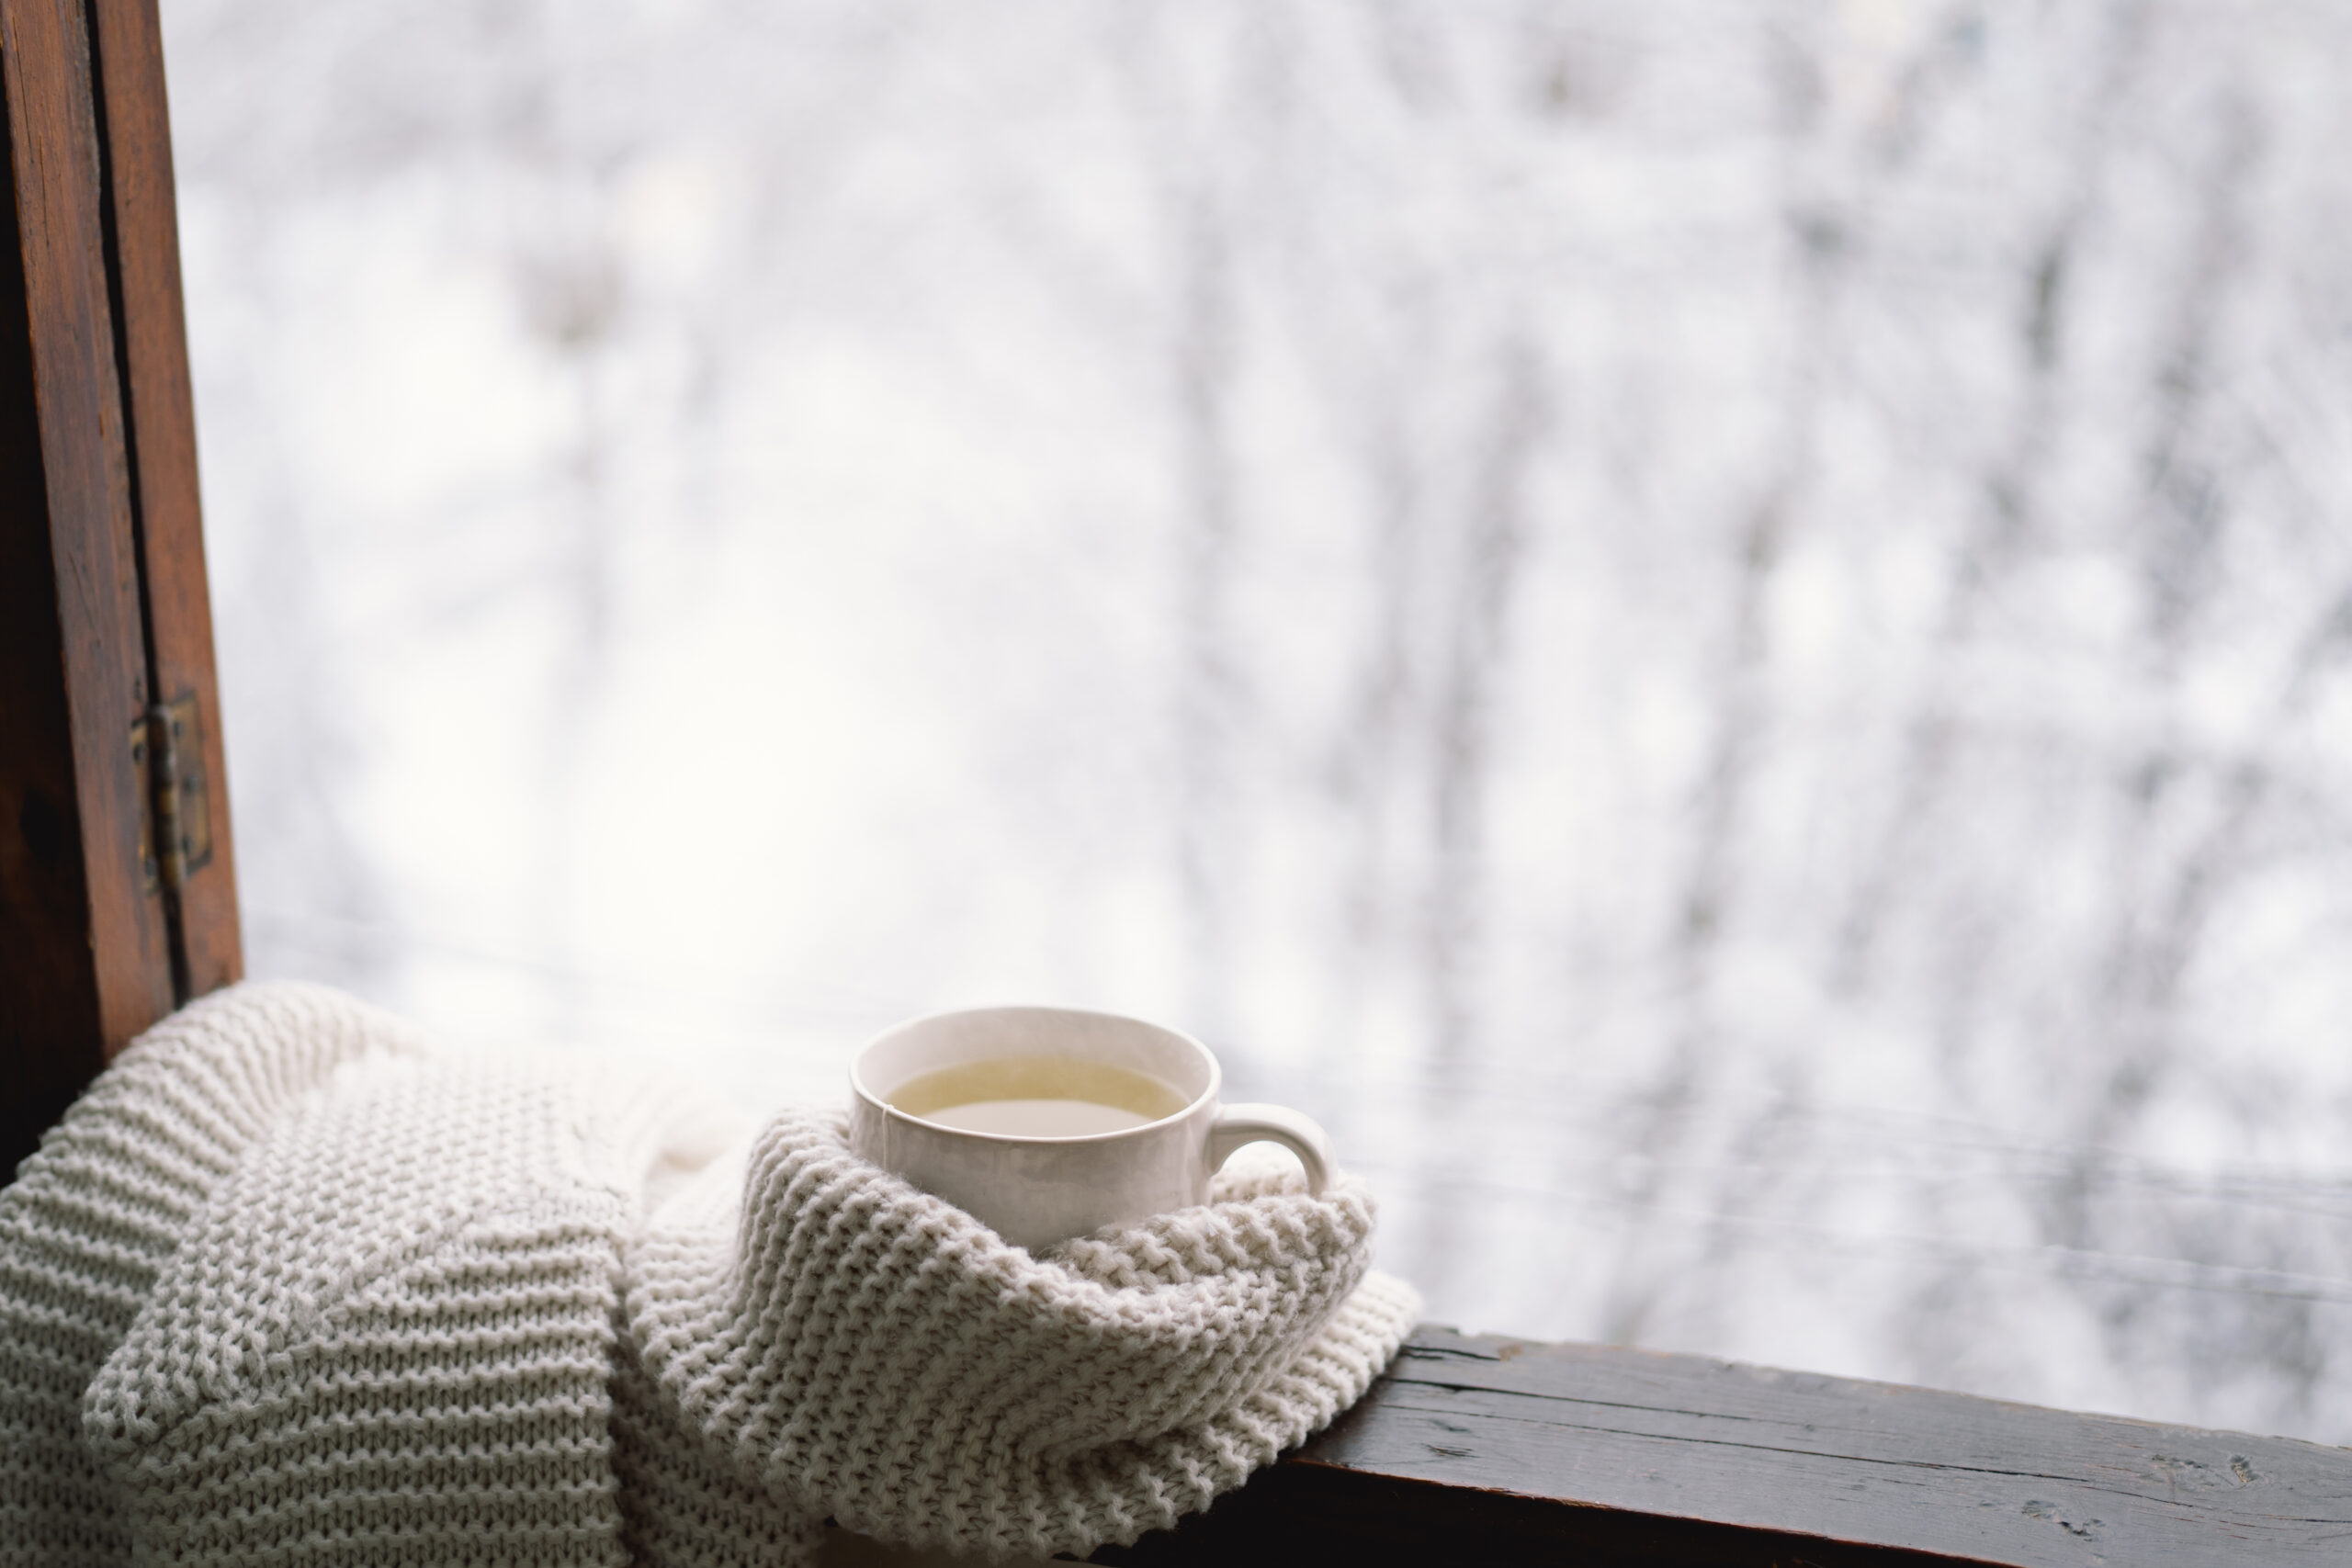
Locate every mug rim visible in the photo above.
<box><xmin>850</xmin><ymin>1004</ymin><xmax>1221</xmax><ymax>1145</ymax></box>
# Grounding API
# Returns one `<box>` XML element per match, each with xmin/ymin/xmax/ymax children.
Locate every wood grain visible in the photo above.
<box><xmin>1098</xmin><ymin>1327</ymin><xmax>2352</xmax><ymax>1566</ymax></box>
<box><xmin>1</xmin><ymin>0</ymin><xmax>173</xmax><ymax>1173</ymax></box>
<box><xmin>86</xmin><ymin>0</ymin><xmax>239</xmax><ymax>1006</ymax></box>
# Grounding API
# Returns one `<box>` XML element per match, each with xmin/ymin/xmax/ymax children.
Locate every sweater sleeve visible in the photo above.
<box><xmin>0</xmin><ymin>982</ymin><xmax>426</xmax><ymax>1568</ymax></box>
<box><xmin>78</xmin><ymin>1050</ymin><xmax>642</xmax><ymax>1568</ymax></box>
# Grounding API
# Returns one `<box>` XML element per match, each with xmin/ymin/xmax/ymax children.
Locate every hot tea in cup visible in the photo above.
<box><xmin>849</xmin><ymin>1007</ymin><xmax>1330</xmax><ymax>1250</ymax></box>
<box><xmin>884</xmin><ymin>1055</ymin><xmax>1188</xmax><ymax>1135</ymax></box>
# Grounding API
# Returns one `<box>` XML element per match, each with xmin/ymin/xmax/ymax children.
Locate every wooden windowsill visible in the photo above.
<box><xmin>825</xmin><ymin>1325</ymin><xmax>2352</xmax><ymax>1566</ymax></box>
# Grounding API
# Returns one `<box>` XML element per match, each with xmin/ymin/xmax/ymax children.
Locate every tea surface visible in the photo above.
<box><xmin>888</xmin><ymin>1055</ymin><xmax>1189</xmax><ymax>1137</ymax></box>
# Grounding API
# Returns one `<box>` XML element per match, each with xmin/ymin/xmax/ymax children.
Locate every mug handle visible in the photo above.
<box><xmin>1205</xmin><ymin>1103</ymin><xmax>1331</xmax><ymax>1196</ymax></box>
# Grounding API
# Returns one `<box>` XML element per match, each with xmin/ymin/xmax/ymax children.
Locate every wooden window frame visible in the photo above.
<box><xmin>1</xmin><ymin>0</ymin><xmax>235</xmax><ymax>1175</ymax></box>
<box><xmin>3</xmin><ymin>10</ymin><xmax>2346</xmax><ymax>1564</ymax></box>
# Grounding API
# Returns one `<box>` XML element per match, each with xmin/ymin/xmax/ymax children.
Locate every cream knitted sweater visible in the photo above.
<box><xmin>0</xmin><ymin>983</ymin><xmax>1419</xmax><ymax>1566</ymax></box>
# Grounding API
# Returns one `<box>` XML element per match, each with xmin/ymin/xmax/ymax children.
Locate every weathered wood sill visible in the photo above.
<box><xmin>1080</xmin><ymin>1325</ymin><xmax>2352</xmax><ymax>1566</ymax></box>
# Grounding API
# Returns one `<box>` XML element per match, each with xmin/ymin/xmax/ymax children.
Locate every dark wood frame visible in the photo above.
<box><xmin>1</xmin><ymin>0</ymin><xmax>237</xmax><ymax>1176</ymax></box>
<box><xmin>6</xmin><ymin>14</ymin><xmax>2350</xmax><ymax>1567</ymax></box>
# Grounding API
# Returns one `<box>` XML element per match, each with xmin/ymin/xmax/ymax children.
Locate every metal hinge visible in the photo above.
<box><xmin>130</xmin><ymin>693</ymin><xmax>214</xmax><ymax>894</ymax></box>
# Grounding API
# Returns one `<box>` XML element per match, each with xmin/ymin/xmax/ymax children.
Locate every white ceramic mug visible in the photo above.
<box><xmin>848</xmin><ymin>1006</ymin><xmax>1332</xmax><ymax>1252</ymax></box>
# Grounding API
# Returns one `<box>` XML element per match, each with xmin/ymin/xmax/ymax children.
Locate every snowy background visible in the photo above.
<box><xmin>167</xmin><ymin>0</ymin><xmax>2352</xmax><ymax>1442</ymax></box>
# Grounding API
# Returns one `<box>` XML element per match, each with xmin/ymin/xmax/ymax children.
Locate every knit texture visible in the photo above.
<box><xmin>2</xmin><ymin>983</ymin><xmax>1419</xmax><ymax>1567</ymax></box>
<box><xmin>0</xmin><ymin>984</ymin><xmax>426</xmax><ymax>1568</ymax></box>
<box><xmin>80</xmin><ymin>1054</ymin><xmax>644</xmax><ymax>1566</ymax></box>
<box><xmin>621</xmin><ymin>1109</ymin><xmax>1422</xmax><ymax>1561</ymax></box>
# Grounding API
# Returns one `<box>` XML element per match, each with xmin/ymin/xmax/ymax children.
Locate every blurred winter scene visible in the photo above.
<box><xmin>172</xmin><ymin>0</ymin><xmax>2352</xmax><ymax>1442</ymax></box>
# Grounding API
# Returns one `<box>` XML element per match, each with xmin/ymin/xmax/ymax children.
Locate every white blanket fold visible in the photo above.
<box><xmin>0</xmin><ymin>983</ymin><xmax>1419</xmax><ymax>1568</ymax></box>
